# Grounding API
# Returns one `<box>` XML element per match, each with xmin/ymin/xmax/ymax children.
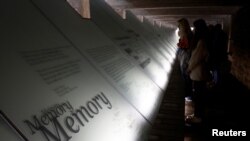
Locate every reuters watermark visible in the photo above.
<box><xmin>212</xmin><ymin>129</ymin><xmax>246</xmax><ymax>136</ymax></box>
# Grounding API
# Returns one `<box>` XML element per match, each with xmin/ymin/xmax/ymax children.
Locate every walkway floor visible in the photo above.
<box><xmin>148</xmin><ymin>60</ymin><xmax>185</xmax><ymax>141</ymax></box>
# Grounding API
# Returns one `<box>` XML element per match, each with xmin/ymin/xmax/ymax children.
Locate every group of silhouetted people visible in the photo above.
<box><xmin>177</xmin><ymin>6</ymin><xmax>250</xmax><ymax>126</ymax></box>
<box><xmin>177</xmin><ymin>17</ymin><xmax>230</xmax><ymax>124</ymax></box>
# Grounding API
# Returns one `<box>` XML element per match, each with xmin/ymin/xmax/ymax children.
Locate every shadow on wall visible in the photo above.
<box><xmin>228</xmin><ymin>6</ymin><xmax>250</xmax><ymax>89</ymax></box>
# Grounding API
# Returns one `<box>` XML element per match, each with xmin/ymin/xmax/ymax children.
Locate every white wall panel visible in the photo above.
<box><xmin>0</xmin><ymin>0</ymin><xmax>149</xmax><ymax>141</ymax></box>
<box><xmin>90</xmin><ymin>0</ymin><xmax>168</xmax><ymax>89</ymax></box>
<box><xmin>31</xmin><ymin>0</ymin><xmax>162</xmax><ymax>122</ymax></box>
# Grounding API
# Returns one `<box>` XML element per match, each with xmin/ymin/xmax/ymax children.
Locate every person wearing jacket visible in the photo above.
<box><xmin>186</xmin><ymin>19</ymin><xmax>210</xmax><ymax>123</ymax></box>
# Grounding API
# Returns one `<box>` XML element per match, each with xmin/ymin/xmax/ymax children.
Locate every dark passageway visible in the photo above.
<box><xmin>147</xmin><ymin>58</ymin><xmax>249</xmax><ymax>140</ymax></box>
<box><xmin>0</xmin><ymin>0</ymin><xmax>249</xmax><ymax>141</ymax></box>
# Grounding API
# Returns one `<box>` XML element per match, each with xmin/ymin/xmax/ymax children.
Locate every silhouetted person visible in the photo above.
<box><xmin>208</xmin><ymin>23</ymin><xmax>229</xmax><ymax>85</ymax></box>
<box><xmin>186</xmin><ymin>19</ymin><xmax>210</xmax><ymax>123</ymax></box>
<box><xmin>176</xmin><ymin>18</ymin><xmax>193</xmax><ymax>97</ymax></box>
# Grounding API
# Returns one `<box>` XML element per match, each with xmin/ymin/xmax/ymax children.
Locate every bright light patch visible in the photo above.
<box><xmin>175</xmin><ymin>28</ymin><xmax>179</xmax><ymax>36</ymax></box>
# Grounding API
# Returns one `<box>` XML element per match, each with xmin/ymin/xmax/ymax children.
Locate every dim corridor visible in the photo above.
<box><xmin>147</xmin><ymin>59</ymin><xmax>249</xmax><ymax>141</ymax></box>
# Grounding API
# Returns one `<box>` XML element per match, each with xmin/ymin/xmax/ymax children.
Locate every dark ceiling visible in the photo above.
<box><xmin>104</xmin><ymin>0</ymin><xmax>245</xmax><ymax>29</ymax></box>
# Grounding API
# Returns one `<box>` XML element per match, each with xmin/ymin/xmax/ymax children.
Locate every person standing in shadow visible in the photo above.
<box><xmin>186</xmin><ymin>19</ymin><xmax>211</xmax><ymax>124</ymax></box>
<box><xmin>176</xmin><ymin>18</ymin><xmax>193</xmax><ymax>98</ymax></box>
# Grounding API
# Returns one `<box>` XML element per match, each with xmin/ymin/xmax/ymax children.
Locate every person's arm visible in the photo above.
<box><xmin>187</xmin><ymin>40</ymin><xmax>207</xmax><ymax>72</ymax></box>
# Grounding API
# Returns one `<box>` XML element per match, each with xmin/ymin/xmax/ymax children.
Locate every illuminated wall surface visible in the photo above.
<box><xmin>90</xmin><ymin>0</ymin><xmax>177</xmax><ymax>90</ymax></box>
<box><xmin>0</xmin><ymin>0</ymin><xmax>177</xmax><ymax>140</ymax></box>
